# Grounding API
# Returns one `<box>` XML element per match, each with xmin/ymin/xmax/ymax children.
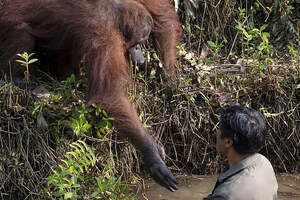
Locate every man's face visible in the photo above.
<box><xmin>216</xmin><ymin>129</ymin><xmax>230</xmax><ymax>156</ymax></box>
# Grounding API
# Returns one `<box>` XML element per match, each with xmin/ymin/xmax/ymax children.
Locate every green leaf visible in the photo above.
<box><xmin>67</xmin><ymin>152</ymin><xmax>78</xmax><ymax>160</ymax></box>
<box><xmin>28</xmin><ymin>58</ymin><xmax>38</xmax><ymax>64</ymax></box>
<box><xmin>15</xmin><ymin>60</ymin><xmax>27</xmax><ymax>64</ymax></box>
<box><xmin>102</xmin><ymin>109</ymin><xmax>108</xmax><ymax>117</ymax></box>
<box><xmin>207</xmin><ymin>41</ymin><xmax>215</xmax><ymax>47</ymax></box>
<box><xmin>28</xmin><ymin>53</ymin><xmax>35</xmax><ymax>58</ymax></box>
<box><xmin>64</xmin><ymin>192</ymin><xmax>74</xmax><ymax>199</ymax></box>
<box><xmin>91</xmin><ymin>191</ymin><xmax>100</xmax><ymax>198</ymax></box>
<box><xmin>262</xmin><ymin>32</ymin><xmax>270</xmax><ymax>38</ymax></box>
<box><xmin>249</xmin><ymin>28</ymin><xmax>260</xmax><ymax>35</ymax></box>
<box><xmin>260</xmin><ymin>24</ymin><xmax>268</xmax><ymax>31</ymax></box>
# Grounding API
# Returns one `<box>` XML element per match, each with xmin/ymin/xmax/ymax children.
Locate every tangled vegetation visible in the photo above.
<box><xmin>0</xmin><ymin>0</ymin><xmax>299</xmax><ymax>199</ymax></box>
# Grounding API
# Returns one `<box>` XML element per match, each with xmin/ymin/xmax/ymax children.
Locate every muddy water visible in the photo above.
<box><xmin>132</xmin><ymin>174</ymin><xmax>300</xmax><ymax>200</ymax></box>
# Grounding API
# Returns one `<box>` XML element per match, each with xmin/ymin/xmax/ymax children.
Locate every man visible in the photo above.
<box><xmin>204</xmin><ymin>105</ymin><xmax>278</xmax><ymax>200</ymax></box>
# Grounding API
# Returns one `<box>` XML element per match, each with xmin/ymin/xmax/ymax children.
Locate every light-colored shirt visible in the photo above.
<box><xmin>204</xmin><ymin>153</ymin><xmax>278</xmax><ymax>200</ymax></box>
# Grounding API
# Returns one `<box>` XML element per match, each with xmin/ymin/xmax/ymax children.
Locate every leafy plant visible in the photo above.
<box><xmin>56</xmin><ymin>74</ymin><xmax>85</xmax><ymax>103</ymax></box>
<box><xmin>46</xmin><ymin>140</ymin><xmax>96</xmax><ymax>199</ymax></box>
<box><xmin>16</xmin><ymin>52</ymin><xmax>38</xmax><ymax>84</ymax></box>
<box><xmin>152</xmin><ymin>53</ymin><xmax>163</xmax><ymax>69</ymax></box>
<box><xmin>67</xmin><ymin>104</ymin><xmax>114</xmax><ymax>137</ymax></box>
<box><xmin>69</xmin><ymin>115</ymin><xmax>91</xmax><ymax>137</ymax></box>
<box><xmin>92</xmin><ymin>104</ymin><xmax>114</xmax><ymax>138</ymax></box>
<box><xmin>57</xmin><ymin>74</ymin><xmax>83</xmax><ymax>93</ymax></box>
<box><xmin>91</xmin><ymin>176</ymin><xmax>134</xmax><ymax>200</ymax></box>
<box><xmin>236</xmin><ymin>9</ymin><xmax>273</xmax><ymax>76</ymax></box>
<box><xmin>207</xmin><ymin>40</ymin><xmax>224</xmax><ymax>56</ymax></box>
<box><xmin>46</xmin><ymin>140</ymin><xmax>134</xmax><ymax>199</ymax></box>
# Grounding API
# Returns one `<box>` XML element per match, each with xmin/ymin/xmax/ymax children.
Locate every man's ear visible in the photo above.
<box><xmin>225</xmin><ymin>138</ymin><xmax>233</xmax><ymax>147</ymax></box>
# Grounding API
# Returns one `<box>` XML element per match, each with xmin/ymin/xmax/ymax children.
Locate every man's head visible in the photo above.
<box><xmin>216</xmin><ymin>104</ymin><xmax>266</xmax><ymax>156</ymax></box>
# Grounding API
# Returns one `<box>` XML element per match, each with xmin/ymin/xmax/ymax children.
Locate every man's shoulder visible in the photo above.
<box><xmin>249</xmin><ymin>153</ymin><xmax>276</xmax><ymax>176</ymax></box>
<box><xmin>255</xmin><ymin>153</ymin><xmax>272</xmax><ymax>164</ymax></box>
<box><xmin>217</xmin><ymin>153</ymin><xmax>273</xmax><ymax>183</ymax></box>
<box><xmin>231</xmin><ymin>153</ymin><xmax>277</xmax><ymax>184</ymax></box>
<box><xmin>245</xmin><ymin>153</ymin><xmax>272</xmax><ymax>167</ymax></box>
<box><xmin>212</xmin><ymin>173</ymin><xmax>277</xmax><ymax>199</ymax></box>
<box><xmin>212</xmin><ymin>154</ymin><xmax>278</xmax><ymax>199</ymax></box>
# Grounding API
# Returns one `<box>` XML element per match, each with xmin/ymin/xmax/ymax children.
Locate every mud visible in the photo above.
<box><xmin>132</xmin><ymin>174</ymin><xmax>300</xmax><ymax>200</ymax></box>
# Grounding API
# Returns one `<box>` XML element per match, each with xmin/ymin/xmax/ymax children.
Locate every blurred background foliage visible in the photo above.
<box><xmin>177</xmin><ymin>0</ymin><xmax>299</xmax><ymax>56</ymax></box>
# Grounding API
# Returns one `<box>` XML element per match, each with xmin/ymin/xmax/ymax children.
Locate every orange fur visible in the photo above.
<box><xmin>0</xmin><ymin>0</ymin><xmax>181</xmax><ymax>190</ymax></box>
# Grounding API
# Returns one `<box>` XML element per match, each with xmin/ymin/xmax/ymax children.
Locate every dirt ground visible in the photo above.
<box><xmin>132</xmin><ymin>174</ymin><xmax>300</xmax><ymax>200</ymax></box>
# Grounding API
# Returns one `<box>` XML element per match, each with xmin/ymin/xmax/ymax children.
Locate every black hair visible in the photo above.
<box><xmin>219</xmin><ymin>104</ymin><xmax>266</xmax><ymax>155</ymax></box>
